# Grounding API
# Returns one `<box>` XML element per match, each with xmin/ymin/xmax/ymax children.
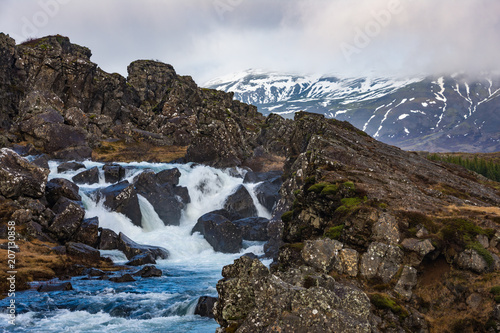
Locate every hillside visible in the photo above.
<box><xmin>206</xmin><ymin>70</ymin><xmax>500</xmax><ymax>153</ymax></box>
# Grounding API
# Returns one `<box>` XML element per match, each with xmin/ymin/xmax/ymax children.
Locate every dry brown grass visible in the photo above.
<box><xmin>242</xmin><ymin>154</ymin><xmax>285</xmax><ymax>172</ymax></box>
<box><xmin>446</xmin><ymin>204</ymin><xmax>500</xmax><ymax>216</ymax></box>
<box><xmin>92</xmin><ymin>140</ymin><xmax>187</xmax><ymax>163</ymax></box>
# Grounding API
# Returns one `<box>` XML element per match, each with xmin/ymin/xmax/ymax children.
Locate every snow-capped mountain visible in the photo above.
<box><xmin>205</xmin><ymin>70</ymin><xmax>500</xmax><ymax>152</ymax></box>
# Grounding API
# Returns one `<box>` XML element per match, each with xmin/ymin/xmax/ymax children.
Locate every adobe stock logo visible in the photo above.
<box><xmin>340</xmin><ymin>0</ymin><xmax>404</xmax><ymax>62</ymax></box>
<box><xmin>14</xmin><ymin>0</ymin><xmax>73</xmax><ymax>41</ymax></box>
<box><xmin>213</xmin><ymin>0</ymin><xmax>243</xmax><ymax>20</ymax></box>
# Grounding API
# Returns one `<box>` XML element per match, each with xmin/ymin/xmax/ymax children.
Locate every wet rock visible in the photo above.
<box><xmin>72</xmin><ymin>217</ymin><xmax>99</xmax><ymax>247</ymax></box>
<box><xmin>456</xmin><ymin>249</ymin><xmax>489</xmax><ymax>273</ymax></box>
<box><xmin>232</xmin><ymin>217</ymin><xmax>270</xmax><ymax>241</ymax></box>
<box><xmin>195</xmin><ymin>296</ymin><xmax>218</xmax><ymax>318</ymax></box>
<box><xmin>132</xmin><ymin>265</ymin><xmax>162</xmax><ymax>278</ymax></box>
<box><xmin>0</xmin><ymin>148</ymin><xmax>49</xmax><ymax>199</ymax></box>
<box><xmin>302</xmin><ymin>238</ymin><xmax>343</xmax><ymax>273</ymax></box>
<box><xmin>103</xmin><ymin>164</ymin><xmax>126</xmax><ymax>183</ymax></box>
<box><xmin>117</xmin><ymin>232</ymin><xmax>169</xmax><ymax>260</ymax></box>
<box><xmin>57</xmin><ymin>161</ymin><xmax>85</xmax><ymax>173</ymax></box>
<box><xmin>360</xmin><ymin>242</ymin><xmax>403</xmax><ymax>283</ymax></box>
<box><xmin>83</xmin><ymin>268</ymin><xmax>106</xmax><ymax>277</ymax></box>
<box><xmin>394</xmin><ymin>266</ymin><xmax>418</xmax><ymax>301</ymax></box>
<box><xmin>66</xmin><ymin>242</ymin><xmax>100</xmax><ymax>261</ymax></box>
<box><xmin>98</xmin><ymin>228</ymin><xmax>119</xmax><ymax>250</ymax></box>
<box><xmin>254</xmin><ymin>179</ymin><xmax>282</xmax><ymax>213</ymax></box>
<box><xmin>72</xmin><ymin>167</ymin><xmax>99</xmax><ymax>185</ymax></box>
<box><xmin>109</xmin><ymin>273</ymin><xmax>135</xmax><ymax>283</ymax></box>
<box><xmin>31</xmin><ymin>154</ymin><xmax>50</xmax><ymax>169</ymax></box>
<box><xmin>125</xmin><ymin>252</ymin><xmax>156</xmax><ymax>266</ymax></box>
<box><xmin>37</xmin><ymin>282</ymin><xmax>73</xmax><ymax>292</ymax></box>
<box><xmin>192</xmin><ymin>213</ymin><xmax>242</xmax><ymax>253</ymax></box>
<box><xmin>223</xmin><ymin>185</ymin><xmax>257</xmax><ymax>218</ymax></box>
<box><xmin>243</xmin><ymin>171</ymin><xmax>282</xmax><ymax>184</ymax></box>
<box><xmin>45</xmin><ymin>178</ymin><xmax>81</xmax><ymax>207</ymax></box>
<box><xmin>207</xmin><ymin>209</ymin><xmax>242</xmax><ymax>222</ymax></box>
<box><xmin>95</xmin><ymin>181</ymin><xmax>142</xmax><ymax>227</ymax></box>
<box><xmin>49</xmin><ymin>198</ymin><xmax>85</xmax><ymax>241</ymax></box>
<box><xmin>133</xmin><ymin>169</ymin><xmax>188</xmax><ymax>226</ymax></box>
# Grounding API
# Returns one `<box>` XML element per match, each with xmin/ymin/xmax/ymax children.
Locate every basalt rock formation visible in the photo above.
<box><xmin>214</xmin><ymin>112</ymin><xmax>500</xmax><ymax>333</ymax></box>
<box><xmin>0</xmin><ymin>33</ymin><xmax>263</xmax><ymax>167</ymax></box>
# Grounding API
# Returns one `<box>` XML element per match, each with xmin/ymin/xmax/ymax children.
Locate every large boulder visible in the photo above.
<box><xmin>57</xmin><ymin>161</ymin><xmax>85</xmax><ymax>173</ymax></box>
<box><xmin>72</xmin><ymin>167</ymin><xmax>99</xmax><ymax>185</ymax></box>
<box><xmin>232</xmin><ymin>217</ymin><xmax>270</xmax><ymax>241</ymax></box>
<box><xmin>132</xmin><ymin>265</ymin><xmax>163</xmax><ymax>278</ymax></box>
<box><xmin>456</xmin><ymin>249</ymin><xmax>490</xmax><ymax>273</ymax></box>
<box><xmin>133</xmin><ymin>168</ymin><xmax>189</xmax><ymax>226</ymax></box>
<box><xmin>117</xmin><ymin>232</ymin><xmax>169</xmax><ymax>260</ymax></box>
<box><xmin>72</xmin><ymin>217</ymin><xmax>99</xmax><ymax>247</ymax></box>
<box><xmin>254</xmin><ymin>176</ymin><xmax>282</xmax><ymax>212</ymax></box>
<box><xmin>359</xmin><ymin>242</ymin><xmax>404</xmax><ymax>283</ymax></box>
<box><xmin>45</xmin><ymin>178</ymin><xmax>81</xmax><ymax>207</ymax></box>
<box><xmin>66</xmin><ymin>242</ymin><xmax>100</xmax><ymax>261</ymax></box>
<box><xmin>243</xmin><ymin>171</ymin><xmax>282</xmax><ymax>184</ymax></box>
<box><xmin>95</xmin><ymin>181</ymin><xmax>142</xmax><ymax>227</ymax></box>
<box><xmin>125</xmin><ymin>252</ymin><xmax>156</xmax><ymax>266</ymax></box>
<box><xmin>192</xmin><ymin>213</ymin><xmax>242</xmax><ymax>253</ymax></box>
<box><xmin>48</xmin><ymin>198</ymin><xmax>85</xmax><ymax>241</ymax></box>
<box><xmin>223</xmin><ymin>185</ymin><xmax>257</xmax><ymax>218</ymax></box>
<box><xmin>195</xmin><ymin>296</ymin><xmax>218</xmax><ymax>318</ymax></box>
<box><xmin>103</xmin><ymin>164</ymin><xmax>126</xmax><ymax>183</ymax></box>
<box><xmin>0</xmin><ymin>148</ymin><xmax>49</xmax><ymax>199</ymax></box>
<box><xmin>98</xmin><ymin>228</ymin><xmax>119</xmax><ymax>250</ymax></box>
<box><xmin>37</xmin><ymin>282</ymin><xmax>73</xmax><ymax>292</ymax></box>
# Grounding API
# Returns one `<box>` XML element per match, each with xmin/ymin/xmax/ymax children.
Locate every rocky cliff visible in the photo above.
<box><xmin>0</xmin><ymin>34</ymin><xmax>263</xmax><ymax>167</ymax></box>
<box><xmin>215</xmin><ymin>112</ymin><xmax>500</xmax><ymax>332</ymax></box>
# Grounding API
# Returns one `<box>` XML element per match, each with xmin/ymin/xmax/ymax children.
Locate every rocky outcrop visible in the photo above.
<box><xmin>94</xmin><ymin>181</ymin><xmax>142</xmax><ymax>227</ymax></box>
<box><xmin>117</xmin><ymin>232</ymin><xmax>169</xmax><ymax>260</ymax></box>
<box><xmin>223</xmin><ymin>185</ymin><xmax>257</xmax><ymax>218</ymax></box>
<box><xmin>72</xmin><ymin>166</ymin><xmax>99</xmax><ymax>185</ymax></box>
<box><xmin>192</xmin><ymin>213</ymin><xmax>242</xmax><ymax>253</ymax></box>
<box><xmin>133</xmin><ymin>168</ymin><xmax>189</xmax><ymax>226</ymax></box>
<box><xmin>0</xmin><ymin>148</ymin><xmax>49</xmax><ymax>198</ymax></box>
<box><xmin>232</xmin><ymin>217</ymin><xmax>270</xmax><ymax>241</ymax></box>
<box><xmin>195</xmin><ymin>296</ymin><xmax>218</xmax><ymax>318</ymax></box>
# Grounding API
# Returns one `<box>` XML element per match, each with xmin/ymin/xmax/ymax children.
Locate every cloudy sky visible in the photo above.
<box><xmin>1</xmin><ymin>0</ymin><xmax>499</xmax><ymax>85</ymax></box>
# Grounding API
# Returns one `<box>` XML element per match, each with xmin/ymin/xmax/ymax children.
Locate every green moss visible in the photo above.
<box><xmin>320</xmin><ymin>184</ymin><xmax>339</xmax><ymax>196</ymax></box>
<box><xmin>341</xmin><ymin>197</ymin><xmax>363</xmax><ymax>208</ymax></box>
<box><xmin>281</xmin><ymin>211</ymin><xmax>294</xmax><ymax>223</ymax></box>
<box><xmin>286</xmin><ymin>242</ymin><xmax>305</xmax><ymax>250</ymax></box>
<box><xmin>467</xmin><ymin>242</ymin><xmax>494</xmax><ymax>267</ymax></box>
<box><xmin>369</xmin><ymin>293</ymin><xmax>405</xmax><ymax>315</ymax></box>
<box><xmin>307</xmin><ymin>182</ymin><xmax>329</xmax><ymax>194</ymax></box>
<box><xmin>293</xmin><ymin>189</ymin><xmax>301</xmax><ymax>196</ymax></box>
<box><xmin>305</xmin><ymin>176</ymin><xmax>316</xmax><ymax>184</ymax></box>
<box><xmin>379</xmin><ymin>203</ymin><xmax>388</xmax><ymax>209</ymax></box>
<box><xmin>490</xmin><ymin>286</ymin><xmax>500</xmax><ymax>295</ymax></box>
<box><xmin>324</xmin><ymin>225</ymin><xmax>344</xmax><ymax>240</ymax></box>
<box><xmin>343</xmin><ymin>181</ymin><xmax>355</xmax><ymax>190</ymax></box>
<box><xmin>495</xmin><ymin>295</ymin><xmax>500</xmax><ymax>303</ymax></box>
<box><xmin>441</xmin><ymin>218</ymin><xmax>491</xmax><ymax>246</ymax></box>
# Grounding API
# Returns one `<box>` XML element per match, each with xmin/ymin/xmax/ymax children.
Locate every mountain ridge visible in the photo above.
<box><xmin>206</xmin><ymin>70</ymin><xmax>500</xmax><ymax>153</ymax></box>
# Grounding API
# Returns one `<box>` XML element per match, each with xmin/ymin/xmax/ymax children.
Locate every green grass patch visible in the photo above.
<box><xmin>440</xmin><ymin>218</ymin><xmax>490</xmax><ymax>246</ymax></box>
<box><xmin>320</xmin><ymin>184</ymin><xmax>339</xmax><ymax>196</ymax></box>
<box><xmin>467</xmin><ymin>242</ymin><xmax>494</xmax><ymax>267</ymax></box>
<box><xmin>341</xmin><ymin>197</ymin><xmax>364</xmax><ymax>208</ymax></box>
<box><xmin>307</xmin><ymin>182</ymin><xmax>330</xmax><ymax>194</ymax></box>
<box><xmin>343</xmin><ymin>181</ymin><xmax>355</xmax><ymax>190</ymax></box>
<box><xmin>490</xmin><ymin>286</ymin><xmax>500</xmax><ymax>295</ymax></box>
<box><xmin>369</xmin><ymin>293</ymin><xmax>406</xmax><ymax>316</ymax></box>
<box><xmin>324</xmin><ymin>225</ymin><xmax>344</xmax><ymax>240</ymax></box>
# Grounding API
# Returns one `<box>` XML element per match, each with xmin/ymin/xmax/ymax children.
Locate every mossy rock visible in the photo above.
<box><xmin>281</xmin><ymin>211</ymin><xmax>294</xmax><ymax>223</ymax></box>
<box><xmin>467</xmin><ymin>242</ymin><xmax>494</xmax><ymax>267</ymax></box>
<box><xmin>320</xmin><ymin>184</ymin><xmax>339</xmax><ymax>196</ymax></box>
<box><xmin>370</xmin><ymin>293</ymin><xmax>408</xmax><ymax>318</ymax></box>
<box><xmin>307</xmin><ymin>182</ymin><xmax>329</xmax><ymax>194</ymax></box>
<box><xmin>324</xmin><ymin>225</ymin><xmax>344</xmax><ymax>240</ymax></box>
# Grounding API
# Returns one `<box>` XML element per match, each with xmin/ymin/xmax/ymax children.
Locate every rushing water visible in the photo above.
<box><xmin>0</xmin><ymin>161</ymin><xmax>272</xmax><ymax>332</ymax></box>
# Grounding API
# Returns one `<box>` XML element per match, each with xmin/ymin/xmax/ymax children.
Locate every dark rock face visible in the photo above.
<box><xmin>31</xmin><ymin>154</ymin><xmax>50</xmax><ymax>169</ymax></box>
<box><xmin>117</xmin><ymin>232</ymin><xmax>169</xmax><ymax>260</ymax></box>
<box><xmin>103</xmin><ymin>164</ymin><xmax>126</xmax><ymax>183</ymax></box>
<box><xmin>195</xmin><ymin>296</ymin><xmax>217</xmax><ymax>318</ymax></box>
<box><xmin>192</xmin><ymin>213</ymin><xmax>242</xmax><ymax>253</ymax></box>
<box><xmin>109</xmin><ymin>274</ymin><xmax>135</xmax><ymax>283</ymax></box>
<box><xmin>223</xmin><ymin>185</ymin><xmax>257</xmax><ymax>219</ymax></box>
<box><xmin>66</xmin><ymin>242</ymin><xmax>100</xmax><ymax>261</ymax></box>
<box><xmin>95</xmin><ymin>181</ymin><xmax>142</xmax><ymax>227</ymax></box>
<box><xmin>48</xmin><ymin>198</ymin><xmax>85</xmax><ymax>241</ymax></box>
<box><xmin>232</xmin><ymin>217</ymin><xmax>270</xmax><ymax>241</ymax></box>
<box><xmin>57</xmin><ymin>162</ymin><xmax>85</xmax><ymax>173</ymax></box>
<box><xmin>254</xmin><ymin>176</ymin><xmax>282</xmax><ymax>212</ymax></box>
<box><xmin>0</xmin><ymin>148</ymin><xmax>49</xmax><ymax>199</ymax></box>
<box><xmin>132</xmin><ymin>265</ymin><xmax>163</xmax><ymax>278</ymax></box>
<box><xmin>98</xmin><ymin>228</ymin><xmax>119</xmax><ymax>250</ymax></box>
<box><xmin>73</xmin><ymin>217</ymin><xmax>99</xmax><ymax>247</ymax></box>
<box><xmin>243</xmin><ymin>171</ymin><xmax>282</xmax><ymax>184</ymax></box>
<box><xmin>45</xmin><ymin>178</ymin><xmax>82</xmax><ymax>207</ymax></box>
<box><xmin>37</xmin><ymin>282</ymin><xmax>73</xmax><ymax>292</ymax></box>
<box><xmin>72</xmin><ymin>167</ymin><xmax>99</xmax><ymax>185</ymax></box>
<box><xmin>133</xmin><ymin>168</ymin><xmax>189</xmax><ymax>226</ymax></box>
<box><xmin>125</xmin><ymin>252</ymin><xmax>156</xmax><ymax>266</ymax></box>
